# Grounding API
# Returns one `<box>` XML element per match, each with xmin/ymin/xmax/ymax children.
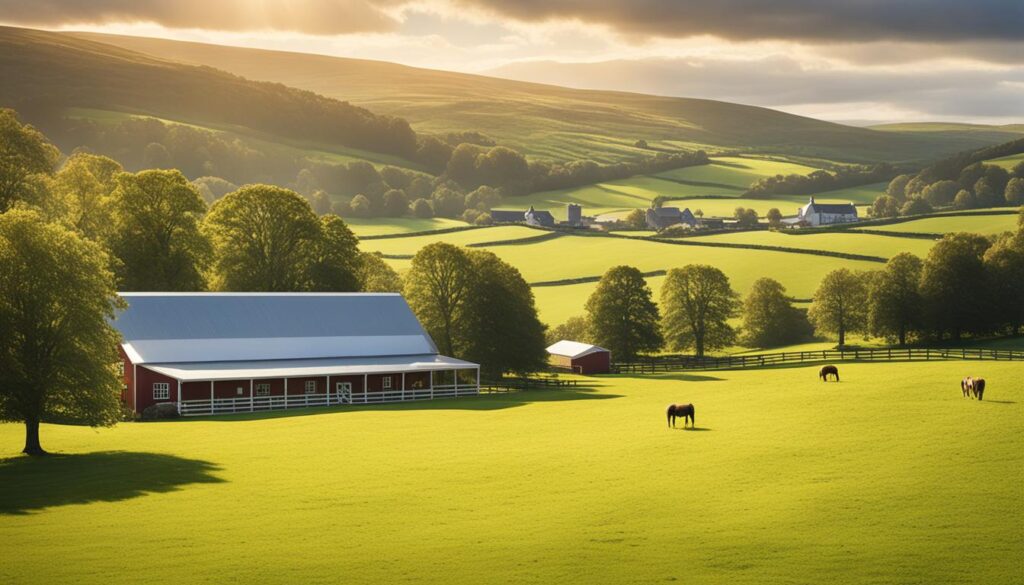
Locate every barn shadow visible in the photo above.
<box><xmin>0</xmin><ymin>451</ymin><xmax>224</xmax><ymax>515</ymax></box>
<box><xmin>195</xmin><ymin>385</ymin><xmax>621</xmax><ymax>422</ymax></box>
<box><xmin>630</xmin><ymin>373</ymin><xmax>726</xmax><ymax>382</ymax></box>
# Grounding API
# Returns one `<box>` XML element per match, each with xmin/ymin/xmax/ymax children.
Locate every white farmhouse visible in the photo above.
<box><xmin>791</xmin><ymin>197</ymin><xmax>858</xmax><ymax>227</ymax></box>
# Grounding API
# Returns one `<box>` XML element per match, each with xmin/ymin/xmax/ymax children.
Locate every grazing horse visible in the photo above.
<box><xmin>962</xmin><ymin>376</ymin><xmax>973</xmax><ymax>398</ymax></box>
<box><xmin>973</xmin><ymin>378</ymin><xmax>986</xmax><ymax>401</ymax></box>
<box><xmin>667</xmin><ymin>403</ymin><xmax>695</xmax><ymax>428</ymax></box>
<box><xmin>819</xmin><ymin>365</ymin><xmax>840</xmax><ymax>382</ymax></box>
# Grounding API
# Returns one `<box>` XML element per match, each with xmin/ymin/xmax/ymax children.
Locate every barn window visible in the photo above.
<box><xmin>153</xmin><ymin>383</ymin><xmax>170</xmax><ymax>400</ymax></box>
<box><xmin>255</xmin><ymin>383</ymin><xmax>270</xmax><ymax>397</ymax></box>
<box><xmin>236</xmin><ymin>387</ymin><xmax>244</xmax><ymax>396</ymax></box>
<box><xmin>304</xmin><ymin>380</ymin><xmax>317</xmax><ymax>394</ymax></box>
<box><xmin>382</xmin><ymin>376</ymin><xmax>392</xmax><ymax>390</ymax></box>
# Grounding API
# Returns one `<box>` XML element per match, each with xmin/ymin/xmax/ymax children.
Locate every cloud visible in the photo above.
<box><xmin>0</xmin><ymin>0</ymin><xmax>400</xmax><ymax>35</ymax></box>
<box><xmin>455</xmin><ymin>0</ymin><xmax>1024</xmax><ymax>43</ymax></box>
<box><xmin>488</xmin><ymin>56</ymin><xmax>1024</xmax><ymax>121</ymax></box>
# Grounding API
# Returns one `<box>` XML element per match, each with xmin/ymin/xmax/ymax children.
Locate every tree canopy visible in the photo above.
<box><xmin>404</xmin><ymin>243</ymin><xmax>474</xmax><ymax>356</ymax></box>
<box><xmin>0</xmin><ymin>108</ymin><xmax>60</xmax><ymax>212</ymax></box>
<box><xmin>868</xmin><ymin>253</ymin><xmax>924</xmax><ymax>346</ymax></box>
<box><xmin>586</xmin><ymin>266</ymin><xmax>662</xmax><ymax>361</ymax></box>
<box><xmin>808</xmin><ymin>268</ymin><xmax>869</xmax><ymax>347</ymax></box>
<box><xmin>661</xmin><ymin>264</ymin><xmax>739</xmax><ymax>357</ymax></box>
<box><xmin>919</xmin><ymin>233</ymin><xmax>992</xmax><ymax>340</ymax></box>
<box><xmin>740</xmin><ymin>277</ymin><xmax>809</xmax><ymax>348</ymax></box>
<box><xmin>0</xmin><ymin>210</ymin><xmax>123</xmax><ymax>455</ymax></box>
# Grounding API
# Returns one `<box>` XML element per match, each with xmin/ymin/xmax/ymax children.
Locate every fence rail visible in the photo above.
<box><xmin>612</xmin><ymin>347</ymin><xmax>1024</xmax><ymax>373</ymax></box>
<box><xmin>481</xmin><ymin>377</ymin><xmax>579</xmax><ymax>393</ymax></box>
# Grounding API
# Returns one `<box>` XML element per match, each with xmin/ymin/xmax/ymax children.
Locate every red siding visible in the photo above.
<box><xmin>134</xmin><ymin>366</ymin><xmax>181</xmax><ymax>414</ymax></box>
<box><xmin>571</xmin><ymin>351</ymin><xmax>611</xmax><ymax>375</ymax></box>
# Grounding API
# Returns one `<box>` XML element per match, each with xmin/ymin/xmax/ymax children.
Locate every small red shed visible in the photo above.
<box><xmin>546</xmin><ymin>340</ymin><xmax>611</xmax><ymax>375</ymax></box>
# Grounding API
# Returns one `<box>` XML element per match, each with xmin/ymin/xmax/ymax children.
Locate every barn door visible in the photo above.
<box><xmin>336</xmin><ymin>382</ymin><xmax>352</xmax><ymax>404</ymax></box>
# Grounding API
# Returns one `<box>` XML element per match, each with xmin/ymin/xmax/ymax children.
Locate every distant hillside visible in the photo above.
<box><xmin>70</xmin><ymin>31</ymin><xmax>1016</xmax><ymax>166</ymax></box>
<box><xmin>0</xmin><ymin>27</ymin><xmax>419</xmax><ymax>161</ymax></box>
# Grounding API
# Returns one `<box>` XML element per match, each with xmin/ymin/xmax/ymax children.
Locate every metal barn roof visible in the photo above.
<box><xmin>114</xmin><ymin>293</ymin><xmax>440</xmax><ymax>364</ymax></box>
<box><xmin>145</xmin><ymin>354</ymin><xmax>478</xmax><ymax>382</ymax></box>
<box><xmin>546</xmin><ymin>340</ymin><xmax>610</xmax><ymax>359</ymax></box>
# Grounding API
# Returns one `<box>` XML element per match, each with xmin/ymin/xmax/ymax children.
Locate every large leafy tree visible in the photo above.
<box><xmin>741</xmin><ymin>277</ymin><xmax>809</xmax><ymax>348</ymax></box>
<box><xmin>203</xmin><ymin>184</ymin><xmax>321</xmax><ymax>291</ymax></box>
<box><xmin>461</xmin><ymin>250</ymin><xmax>547</xmax><ymax>378</ymax></box>
<box><xmin>983</xmin><ymin>230</ymin><xmax>1024</xmax><ymax>335</ymax></box>
<box><xmin>404</xmin><ymin>242</ymin><xmax>474</xmax><ymax>356</ymax></box>
<box><xmin>108</xmin><ymin>169</ymin><xmax>210</xmax><ymax>291</ymax></box>
<box><xmin>308</xmin><ymin>214</ymin><xmax>361</xmax><ymax>292</ymax></box>
<box><xmin>359</xmin><ymin>252</ymin><xmax>403</xmax><ymax>293</ymax></box>
<box><xmin>808</xmin><ymin>268</ymin><xmax>869</xmax><ymax>347</ymax></box>
<box><xmin>51</xmin><ymin>153</ymin><xmax>123</xmax><ymax>241</ymax></box>
<box><xmin>920</xmin><ymin>233</ymin><xmax>992</xmax><ymax>340</ymax></box>
<box><xmin>868</xmin><ymin>253</ymin><xmax>924</xmax><ymax>346</ymax></box>
<box><xmin>547</xmin><ymin>315</ymin><xmax>592</xmax><ymax>346</ymax></box>
<box><xmin>586</xmin><ymin>265</ymin><xmax>662</xmax><ymax>361</ymax></box>
<box><xmin>0</xmin><ymin>210</ymin><xmax>123</xmax><ymax>455</ymax></box>
<box><xmin>0</xmin><ymin>109</ymin><xmax>60</xmax><ymax>212</ymax></box>
<box><xmin>661</xmin><ymin>264</ymin><xmax>739</xmax><ymax>357</ymax></box>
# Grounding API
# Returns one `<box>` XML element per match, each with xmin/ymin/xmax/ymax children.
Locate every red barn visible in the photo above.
<box><xmin>546</xmin><ymin>340</ymin><xmax>611</xmax><ymax>375</ymax></box>
<box><xmin>114</xmin><ymin>292</ymin><xmax>480</xmax><ymax>417</ymax></box>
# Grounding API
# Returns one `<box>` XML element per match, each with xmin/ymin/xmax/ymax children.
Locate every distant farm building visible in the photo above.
<box><xmin>646</xmin><ymin>207</ymin><xmax>696</xmax><ymax>230</ymax></box>
<box><xmin>491</xmin><ymin>205</ymin><xmax>556</xmax><ymax>228</ymax></box>
<box><xmin>546</xmin><ymin>341</ymin><xmax>611</xmax><ymax>374</ymax></box>
<box><xmin>114</xmin><ymin>293</ymin><xmax>480</xmax><ymax>417</ymax></box>
<box><xmin>786</xmin><ymin>197</ymin><xmax>859</xmax><ymax>227</ymax></box>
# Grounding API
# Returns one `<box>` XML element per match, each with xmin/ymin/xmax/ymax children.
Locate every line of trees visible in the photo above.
<box><xmin>550</xmin><ymin>208</ymin><xmax>1024</xmax><ymax>359</ymax></box>
<box><xmin>746</xmin><ymin>163</ymin><xmax>899</xmax><ymax>197</ymax></box>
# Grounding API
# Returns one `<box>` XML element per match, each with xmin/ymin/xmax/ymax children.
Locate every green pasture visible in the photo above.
<box><xmin>686</xmin><ymin>230</ymin><xmax>937</xmax><ymax>259</ymax></box>
<box><xmin>346</xmin><ymin>217</ymin><xmax>469</xmax><ymax>237</ymax></box>
<box><xmin>856</xmin><ymin>213</ymin><xmax>1020</xmax><ymax>236</ymax></box>
<box><xmin>655</xmin><ymin>156</ymin><xmax>820</xmax><ymax>188</ymax></box>
<box><xmin>985</xmin><ymin>152</ymin><xmax>1024</xmax><ymax>171</ymax></box>
<box><xmin>360</xmin><ymin>225</ymin><xmax>537</xmax><ymax>255</ymax></box>
<box><xmin>2</xmin><ymin>360</ymin><xmax>1020</xmax><ymax>584</ymax></box>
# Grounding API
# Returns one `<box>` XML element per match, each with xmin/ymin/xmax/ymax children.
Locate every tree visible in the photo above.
<box><xmin>807</xmin><ymin>268</ymin><xmax>869</xmax><ymax>346</ymax></box>
<box><xmin>586</xmin><ymin>266</ymin><xmax>662</xmax><ymax>360</ymax></box>
<box><xmin>953</xmin><ymin>189</ymin><xmax>976</xmax><ymax>210</ymax></box>
<box><xmin>920</xmin><ymin>233</ymin><xmax>992</xmax><ymax>340</ymax></box>
<box><xmin>921</xmin><ymin>180</ymin><xmax>959</xmax><ymax>207</ymax></box>
<box><xmin>107</xmin><ymin>169</ymin><xmax>210</xmax><ymax>291</ymax></box>
<box><xmin>203</xmin><ymin>184</ymin><xmax>321</xmax><ymax>291</ymax></box>
<box><xmin>51</xmin><ymin>152</ymin><xmax>123</xmax><ymax>240</ymax></box>
<box><xmin>359</xmin><ymin>252</ymin><xmax>403</xmax><ymax>292</ymax></box>
<box><xmin>871</xmin><ymin>195</ymin><xmax>900</xmax><ymax>218</ymax></box>
<box><xmin>310</xmin><ymin>190</ymin><xmax>332</xmax><ymax>215</ymax></box>
<box><xmin>308</xmin><ymin>215</ymin><xmax>361</xmax><ymax>292</ymax></box>
<box><xmin>868</xmin><ymin>253</ymin><xmax>923</xmax><ymax>346</ymax></box>
<box><xmin>983</xmin><ymin>231</ymin><xmax>1024</xmax><ymax>335</ymax></box>
<box><xmin>900</xmin><ymin>197</ymin><xmax>932</xmax><ymax>216</ymax></box>
<box><xmin>624</xmin><ymin>209</ymin><xmax>647</xmax><ymax>229</ymax></box>
<box><xmin>741</xmin><ymin>277</ymin><xmax>810</xmax><ymax>348</ymax></box>
<box><xmin>0</xmin><ymin>108</ymin><xmax>60</xmax><ymax>212</ymax></box>
<box><xmin>1005</xmin><ymin>177</ymin><xmax>1024</xmax><ymax>206</ymax></box>
<box><xmin>0</xmin><ymin>210</ymin><xmax>123</xmax><ymax>455</ymax></box>
<box><xmin>661</xmin><ymin>265</ymin><xmax>739</xmax><ymax>357</ymax></box>
<box><xmin>634</xmin><ymin>139</ymin><xmax>649</xmax><ymax>149</ymax></box>
<box><xmin>143</xmin><ymin>142</ymin><xmax>172</xmax><ymax>169</ymax></box>
<box><xmin>734</xmin><ymin>207</ymin><xmax>758</xmax><ymax>228</ymax></box>
<box><xmin>383</xmin><ymin>189</ymin><xmax>409</xmax><ymax>216</ymax></box>
<box><xmin>411</xmin><ymin>198</ymin><xmax>433</xmax><ymax>218</ymax></box>
<box><xmin>546</xmin><ymin>315</ymin><xmax>591</xmax><ymax>346</ymax></box>
<box><xmin>404</xmin><ymin>243</ymin><xmax>474</xmax><ymax>355</ymax></box>
<box><xmin>886</xmin><ymin>174</ymin><xmax>912</xmax><ymax>202</ymax></box>
<box><xmin>461</xmin><ymin>250</ymin><xmax>547</xmax><ymax>378</ymax></box>
<box><xmin>430</xmin><ymin>185</ymin><xmax>466</xmax><ymax>218</ymax></box>
<box><xmin>973</xmin><ymin>177</ymin><xmax>1001</xmax><ymax>208</ymax></box>
<box><xmin>766</xmin><ymin>208</ymin><xmax>783</xmax><ymax>228</ymax></box>
<box><xmin>349</xmin><ymin>194</ymin><xmax>373</xmax><ymax>217</ymax></box>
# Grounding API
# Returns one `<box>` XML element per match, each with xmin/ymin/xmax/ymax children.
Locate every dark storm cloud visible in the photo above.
<box><xmin>0</xmin><ymin>0</ymin><xmax>399</xmax><ymax>35</ymax></box>
<box><xmin>460</xmin><ymin>0</ymin><xmax>1024</xmax><ymax>43</ymax></box>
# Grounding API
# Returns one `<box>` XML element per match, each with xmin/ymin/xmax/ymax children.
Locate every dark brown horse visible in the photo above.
<box><xmin>667</xmin><ymin>403</ymin><xmax>695</xmax><ymax>428</ymax></box>
<box><xmin>973</xmin><ymin>378</ymin><xmax>986</xmax><ymax>401</ymax></box>
<box><xmin>819</xmin><ymin>365</ymin><xmax>839</xmax><ymax>381</ymax></box>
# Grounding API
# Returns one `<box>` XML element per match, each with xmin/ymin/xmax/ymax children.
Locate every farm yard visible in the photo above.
<box><xmin>1</xmin><ymin>360</ymin><xmax>1020</xmax><ymax>584</ymax></box>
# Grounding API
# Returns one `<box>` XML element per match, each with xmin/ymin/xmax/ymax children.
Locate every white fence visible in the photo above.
<box><xmin>178</xmin><ymin>384</ymin><xmax>479</xmax><ymax>416</ymax></box>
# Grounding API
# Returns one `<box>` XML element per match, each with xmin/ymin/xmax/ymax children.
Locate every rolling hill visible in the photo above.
<box><xmin>68</xmin><ymin>30</ymin><xmax>1022</xmax><ymax>165</ymax></box>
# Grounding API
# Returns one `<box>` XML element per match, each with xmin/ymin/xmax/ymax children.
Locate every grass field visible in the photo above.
<box><xmin>986</xmin><ymin>152</ymin><xmax>1024</xmax><ymax>171</ymax></box>
<box><xmin>2</xmin><ymin>360</ymin><xmax>1020</xmax><ymax>584</ymax></box>
<box><xmin>346</xmin><ymin>217</ymin><xmax>469</xmax><ymax>237</ymax></box>
<box><xmin>856</xmin><ymin>213</ymin><xmax>1021</xmax><ymax>236</ymax></box>
<box><xmin>686</xmin><ymin>231</ymin><xmax>937</xmax><ymax>259</ymax></box>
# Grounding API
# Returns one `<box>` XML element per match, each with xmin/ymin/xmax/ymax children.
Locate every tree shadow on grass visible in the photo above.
<box><xmin>635</xmin><ymin>373</ymin><xmax>725</xmax><ymax>382</ymax></box>
<box><xmin>196</xmin><ymin>386</ymin><xmax>622</xmax><ymax>422</ymax></box>
<box><xmin>982</xmin><ymin>400</ymin><xmax>1016</xmax><ymax>404</ymax></box>
<box><xmin>0</xmin><ymin>451</ymin><xmax>224</xmax><ymax>515</ymax></box>
<box><xmin>671</xmin><ymin>427</ymin><xmax>713</xmax><ymax>432</ymax></box>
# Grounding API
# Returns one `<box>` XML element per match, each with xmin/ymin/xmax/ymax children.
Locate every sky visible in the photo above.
<box><xmin>2</xmin><ymin>0</ymin><xmax>1022</xmax><ymax>124</ymax></box>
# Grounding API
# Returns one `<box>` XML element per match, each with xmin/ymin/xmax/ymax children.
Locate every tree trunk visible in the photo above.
<box><xmin>23</xmin><ymin>418</ymin><xmax>46</xmax><ymax>456</ymax></box>
<box><xmin>898</xmin><ymin>326</ymin><xmax>906</xmax><ymax>347</ymax></box>
<box><xmin>838</xmin><ymin>325</ymin><xmax>846</xmax><ymax>347</ymax></box>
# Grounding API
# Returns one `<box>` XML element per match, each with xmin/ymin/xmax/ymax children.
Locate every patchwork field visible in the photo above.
<box><xmin>856</xmin><ymin>212</ymin><xmax>1021</xmax><ymax>236</ymax></box>
<box><xmin>686</xmin><ymin>230</ymin><xmax>937</xmax><ymax>259</ymax></box>
<box><xmin>986</xmin><ymin>152</ymin><xmax>1024</xmax><ymax>170</ymax></box>
<box><xmin>2</xmin><ymin>360</ymin><xmax>1020</xmax><ymax>584</ymax></box>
